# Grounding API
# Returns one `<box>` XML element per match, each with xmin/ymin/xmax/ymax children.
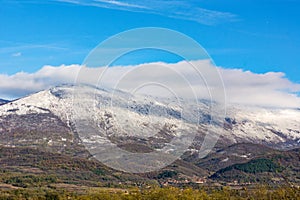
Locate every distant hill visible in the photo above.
<box><xmin>0</xmin><ymin>99</ymin><xmax>9</xmax><ymax>105</ymax></box>
<box><xmin>209</xmin><ymin>146</ymin><xmax>300</xmax><ymax>185</ymax></box>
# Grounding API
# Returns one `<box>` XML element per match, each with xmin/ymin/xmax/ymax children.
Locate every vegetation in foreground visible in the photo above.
<box><xmin>0</xmin><ymin>145</ymin><xmax>299</xmax><ymax>199</ymax></box>
<box><xmin>0</xmin><ymin>185</ymin><xmax>299</xmax><ymax>200</ymax></box>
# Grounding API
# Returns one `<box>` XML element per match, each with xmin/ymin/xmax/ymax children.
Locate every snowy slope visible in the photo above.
<box><xmin>0</xmin><ymin>85</ymin><xmax>299</xmax><ymax>152</ymax></box>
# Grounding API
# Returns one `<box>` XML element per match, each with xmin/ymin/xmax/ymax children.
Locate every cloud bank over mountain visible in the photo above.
<box><xmin>1</xmin><ymin>60</ymin><xmax>299</xmax><ymax>108</ymax></box>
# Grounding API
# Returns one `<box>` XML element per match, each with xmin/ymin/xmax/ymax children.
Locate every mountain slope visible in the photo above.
<box><xmin>209</xmin><ymin>146</ymin><xmax>300</xmax><ymax>185</ymax></box>
<box><xmin>0</xmin><ymin>85</ymin><xmax>299</xmax><ymax>187</ymax></box>
<box><xmin>0</xmin><ymin>85</ymin><xmax>299</xmax><ymax>152</ymax></box>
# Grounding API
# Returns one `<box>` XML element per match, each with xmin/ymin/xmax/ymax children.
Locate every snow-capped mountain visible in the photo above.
<box><xmin>0</xmin><ymin>85</ymin><xmax>299</xmax><ymax>158</ymax></box>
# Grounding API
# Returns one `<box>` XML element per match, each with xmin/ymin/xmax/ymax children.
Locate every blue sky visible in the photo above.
<box><xmin>0</xmin><ymin>0</ymin><xmax>300</xmax><ymax>102</ymax></box>
<box><xmin>1</xmin><ymin>0</ymin><xmax>299</xmax><ymax>81</ymax></box>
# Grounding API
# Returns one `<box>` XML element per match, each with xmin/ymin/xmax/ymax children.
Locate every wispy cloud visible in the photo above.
<box><xmin>94</xmin><ymin>0</ymin><xmax>148</xmax><ymax>9</ymax></box>
<box><xmin>54</xmin><ymin>0</ymin><xmax>238</xmax><ymax>25</ymax></box>
<box><xmin>2</xmin><ymin>0</ymin><xmax>238</xmax><ymax>25</ymax></box>
<box><xmin>1</xmin><ymin>60</ymin><xmax>299</xmax><ymax>108</ymax></box>
<box><xmin>0</xmin><ymin>43</ymin><xmax>68</xmax><ymax>54</ymax></box>
<box><xmin>11</xmin><ymin>52</ymin><xmax>22</xmax><ymax>57</ymax></box>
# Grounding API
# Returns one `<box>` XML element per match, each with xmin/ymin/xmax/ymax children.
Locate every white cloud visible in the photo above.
<box><xmin>0</xmin><ymin>64</ymin><xmax>80</xmax><ymax>99</ymax></box>
<box><xmin>0</xmin><ymin>60</ymin><xmax>299</xmax><ymax>108</ymax></box>
<box><xmin>11</xmin><ymin>52</ymin><xmax>22</xmax><ymax>57</ymax></box>
<box><xmin>94</xmin><ymin>0</ymin><xmax>148</xmax><ymax>9</ymax></box>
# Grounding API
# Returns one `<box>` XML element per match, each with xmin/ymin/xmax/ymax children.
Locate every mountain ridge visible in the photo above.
<box><xmin>0</xmin><ymin>85</ymin><xmax>299</xmax><ymax>187</ymax></box>
<box><xmin>0</xmin><ymin>85</ymin><xmax>299</xmax><ymax>151</ymax></box>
